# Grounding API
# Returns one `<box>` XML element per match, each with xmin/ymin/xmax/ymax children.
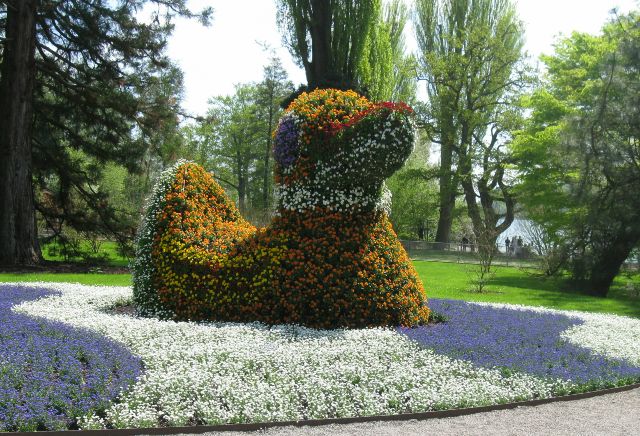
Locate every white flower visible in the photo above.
<box><xmin>10</xmin><ymin>282</ymin><xmax>586</xmax><ymax>429</ymax></box>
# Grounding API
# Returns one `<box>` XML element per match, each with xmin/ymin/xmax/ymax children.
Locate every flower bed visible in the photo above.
<box><xmin>0</xmin><ymin>286</ymin><xmax>141</xmax><ymax>432</ymax></box>
<box><xmin>4</xmin><ymin>282</ymin><xmax>640</xmax><ymax>431</ymax></box>
<box><xmin>401</xmin><ymin>300</ymin><xmax>640</xmax><ymax>386</ymax></box>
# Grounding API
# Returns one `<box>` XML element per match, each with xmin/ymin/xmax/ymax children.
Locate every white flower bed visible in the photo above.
<box><xmin>10</xmin><ymin>283</ymin><xmax>640</xmax><ymax>429</ymax></box>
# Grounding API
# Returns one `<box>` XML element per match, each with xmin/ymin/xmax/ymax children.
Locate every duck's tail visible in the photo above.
<box><xmin>133</xmin><ymin>161</ymin><xmax>255</xmax><ymax>319</ymax></box>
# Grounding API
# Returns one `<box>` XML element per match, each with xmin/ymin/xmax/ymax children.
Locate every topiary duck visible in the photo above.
<box><xmin>133</xmin><ymin>89</ymin><xmax>430</xmax><ymax>329</ymax></box>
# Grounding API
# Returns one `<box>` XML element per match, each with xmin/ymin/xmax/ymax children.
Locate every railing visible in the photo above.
<box><xmin>400</xmin><ymin>240</ymin><xmax>538</xmax><ymax>267</ymax></box>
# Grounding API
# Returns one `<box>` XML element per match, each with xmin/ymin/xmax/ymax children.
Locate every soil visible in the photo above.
<box><xmin>108</xmin><ymin>304</ymin><xmax>137</xmax><ymax>317</ymax></box>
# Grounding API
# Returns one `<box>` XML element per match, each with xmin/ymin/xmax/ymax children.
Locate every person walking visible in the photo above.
<box><xmin>461</xmin><ymin>236</ymin><xmax>469</xmax><ymax>252</ymax></box>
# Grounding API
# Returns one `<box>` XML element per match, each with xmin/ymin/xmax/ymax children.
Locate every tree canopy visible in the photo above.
<box><xmin>359</xmin><ymin>0</ymin><xmax>416</xmax><ymax>102</ymax></box>
<box><xmin>414</xmin><ymin>0</ymin><xmax>527</xmax><ymax>246</ymax></box>
<box><xmin>181</xmin><ymin>56</ymin><xmax>294</xmax><ymax>224</ymax></box>
<box><xmin>276</xmin><ymin>0</ymin><xmax>380</xmax><ymax>90</ymax></box>
<box><xmin>0</xmin><ymin>0</ymin><xmax>210</xmax><ymax>265</ymax></box>
<box><xmin>513</xmin><ymin>11</ymin><xmax>640</xmax><ymax>296</ymax></box>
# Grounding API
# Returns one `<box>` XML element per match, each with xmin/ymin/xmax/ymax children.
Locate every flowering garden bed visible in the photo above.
<box><xmin>2</xmin><ymin>282</ymin><xmax>640</xmax><ymax>432</ymax></box>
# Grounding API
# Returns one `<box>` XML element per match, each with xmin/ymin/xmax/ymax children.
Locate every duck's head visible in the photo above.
<box><xmin>273</xmin><ymin>89</ymin><xmax>415</xmax><ymax>214</ymax></box>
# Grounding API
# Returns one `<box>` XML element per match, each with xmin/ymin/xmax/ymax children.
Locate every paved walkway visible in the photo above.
<box><xmin>168</xmin><ymin>386</ymin><xmax>640</xmax><ymax>436</ymax></box>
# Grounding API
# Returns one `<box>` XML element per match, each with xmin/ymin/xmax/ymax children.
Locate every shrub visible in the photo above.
<box><xmin>134</xmin><ymin>89</ymin><xmax>430</xmax><ymax>328</ymax></box>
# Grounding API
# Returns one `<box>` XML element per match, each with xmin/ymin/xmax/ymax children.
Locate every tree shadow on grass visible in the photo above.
<box><xmin>487</xmin><ymin>275</ymin><xmax>640</xmax><ymax>318</ymax></box>
<box><xmin>487</xmin><ymin>274</ymin><xmax>565</xmax><ymax>291</ymax></box>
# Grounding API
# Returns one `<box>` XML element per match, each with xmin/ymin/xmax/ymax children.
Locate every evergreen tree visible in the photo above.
<box><xmin>0</xmin><ymin>0</ymin><xmax>210</xmax><ymax>265</ymax></box>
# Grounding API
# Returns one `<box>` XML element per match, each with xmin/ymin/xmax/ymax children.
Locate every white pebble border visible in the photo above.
<box><xmin>7</xmin><ymin>282</ymin><xmax>639</xmax><ymax>429</ymax></box>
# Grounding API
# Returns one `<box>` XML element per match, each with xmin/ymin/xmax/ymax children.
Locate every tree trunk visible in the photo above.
<box><xmin>434</xmin><ymin>192</ymin><xmax>455</xmax><ymax>244</ymax></box>
<box><xmin>434</xmin><ymin>139</ymin><xmax>456</xmax><ymax>245</ymax></box>
<box><xmin>263</xmin><ymin>91</ymin><xmax>275</xmax><ymax>210</ymax></box>
<box><xmin>587</xmin><ymin>231</ymin><xmax>640</xmax><ymax>297</ymax></box>
<box><xmin>309</xmin><ymin>0</ymin><xmax>332</xmax><ymax>88</ymax></box>
<box><xmin>262</xmin><ymin>135</ymin><xmax>271</xmax><ymax>210</ymax></box>
<box><xmin>235</xmin><ymin>150</ymin><xmax>246</xmax><ymax>215</ymax></box>
<box><xmin>0</xmin><ymin>0</ymin><xmax>42</xmax><ymax>266</ymax></box>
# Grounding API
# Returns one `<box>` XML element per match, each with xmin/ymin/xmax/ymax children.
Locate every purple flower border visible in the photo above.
<box><xmin>0</xmin><ymin>285</ymin><xmax>142</xmax><ymax>432</ymax></box>
<box><xmin>400</xmin><ymin>299</ymin><xmax>640</xmax><ymax>387</ymax></box>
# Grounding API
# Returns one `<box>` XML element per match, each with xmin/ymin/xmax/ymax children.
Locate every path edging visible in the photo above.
<box><xmin>7</xmin><ymin>382</ymin><xmax>640</xmax><ymax>435</ymax></box>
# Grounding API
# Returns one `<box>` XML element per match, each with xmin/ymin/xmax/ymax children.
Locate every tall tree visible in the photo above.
<box><xmin>255</xmin><ymin>54</ymin><xmax>294</xmax><ymax>211</ymax></box>
<box><xmin>35</xmin><ymin>61</ymin><xmax>187</xmax><ymax>255</ymax></box>
<box><xmin>514</xmin><ymin>11</ymin><xmax>640</xmax><ymax>296</ymax></box>
<box><xmin>359</xmin><ymin>0</ymin><xmax>416</xmax><ymax>102</ymax></box>
<box><xmin>0</xmin><ymin>0</ymin><xmax>39</xmax><ymax>264</ymax></box>
<box><xmin>0</xmin><ymin>0</ymin><xmax>210</xmax><ymax>266</ymax></box>
<box><xmin>186</xmin><ymin>63</ymin><xmax>293</xmax><ymax>222</ymax></box>
<box><xmin>276</xmin><ymin>0</ymin><xmax>380</xmax><ymax>89</ymax></box>
<box><xmin>206</xmin><ymin>85</ymin><xmax>263</xmax><ymax>215</ymax></box>
<box><xmin>414</xmin><ymin>0</ymin><xmax>526</xmax><ymax>246</ymax></box>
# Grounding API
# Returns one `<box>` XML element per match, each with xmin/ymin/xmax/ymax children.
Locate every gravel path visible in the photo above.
<box><xmin>168</xmin><ymin>386</ymin><xmax>640</xmax><ymax>436</ymax></box>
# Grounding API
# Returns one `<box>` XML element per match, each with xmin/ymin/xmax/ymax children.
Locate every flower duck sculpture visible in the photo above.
<box><xmin>133</xmin><ymin>89</ymin><xmax>430</xmax><ymax>329</ymax></box>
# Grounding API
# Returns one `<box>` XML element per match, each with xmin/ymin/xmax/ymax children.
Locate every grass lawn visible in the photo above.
<box><xmin>1</xmin><ymin>261</ymin><xmax>638</xmax><ymax>318</ymax></box>
<box><xmin>415</xmin><ymin>261</ymin><xmax>640</xmax><ymax>318</ymax></box>
<box><xmin>0</xmin><ymin>272</ymin><xmax>131</xmax><ymax>287</ymax></box>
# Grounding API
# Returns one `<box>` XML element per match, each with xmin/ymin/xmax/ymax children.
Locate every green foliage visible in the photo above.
<box><xmin>358</xmin><ymin>0</ymin><xmax>416</xmax><ymax>102</ymax></box>
<box><xmin>276</xmin><ymin>0</ymin><xmax>381</xmax><ymax>89</ymax></box>
<box><xmin>386</xmin><ymin>139</ymin><xmax>438</xmax><ymax>239</ymax></box>
<box><xmin>414</xmin><ymin>0</ymin><xmax>528</xmax><ymax>246</ymax></box>
<box><xmin>35</xmin><ymin>149</ymin><xmax>145</xmax><ymax>259</ymax></box>
<box><xmin>513</xmin><ymin>10</ymin><xmax>640</xmax><ymax>295</ymax></box>
<box><xmin>205</xmin><ymin>84</ymin><xmax>264</xmax><ymax>214</ymax></box>
<box><xmin>41</xmin><ymin>238</ymin><xmax>128</xmax><ymax>267</ymax></box>
<box><xmin>358</xmin><ymin>10</ymin><xmax>393</xmax><ymax>100</ymax></box>
<box><xmin>181</xmin><ymin>57</ymin><xmax>294</xmax><ymax>224</ymax></box>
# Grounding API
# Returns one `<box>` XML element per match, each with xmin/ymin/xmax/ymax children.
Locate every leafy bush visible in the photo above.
<box><xmin>134</xmin><ymin>89</ymin><xmax>430</xmax><ymax>328</ymax></box>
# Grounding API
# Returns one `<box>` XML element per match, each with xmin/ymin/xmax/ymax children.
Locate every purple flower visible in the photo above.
<box><xmin>273</xmin><ymin>115</ymin><xmax>299</xmax><ymax>168</ymax></box>
<box><xmin>399</xmin><ymin>299</ymin><xmax>640</xmax><ymax>388</ymax></box>
<box><xmin>0</xmin><ymin>285</ymin><xmax>142</xmax><ymax>431</ymax></box>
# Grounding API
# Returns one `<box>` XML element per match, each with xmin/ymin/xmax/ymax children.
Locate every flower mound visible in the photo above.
<box><xmin>132</xmin><ymin>162</ymin><xmax>256</xmax><ymax>319</ymax></box>
<box><xmin>0</xmin><ymin>285</ymin><xmax>142</xmax><ymax>432</ymax></box>
<box><xmin>134</xmin><ymin>89</ymin><xmax>429</xmax><ymax>328</ymax></box>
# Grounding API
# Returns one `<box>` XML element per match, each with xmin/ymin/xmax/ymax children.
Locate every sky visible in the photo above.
<box><xmin>165</xmin><ymin>0</ymin><xmax>639</xmax><ymax>116</ymax></box>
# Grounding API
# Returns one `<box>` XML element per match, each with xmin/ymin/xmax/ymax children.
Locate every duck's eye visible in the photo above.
<box><xmin>274</xmin><ymin>116</ymin><xmax>299</xmax><ymax>168</ymax></box>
